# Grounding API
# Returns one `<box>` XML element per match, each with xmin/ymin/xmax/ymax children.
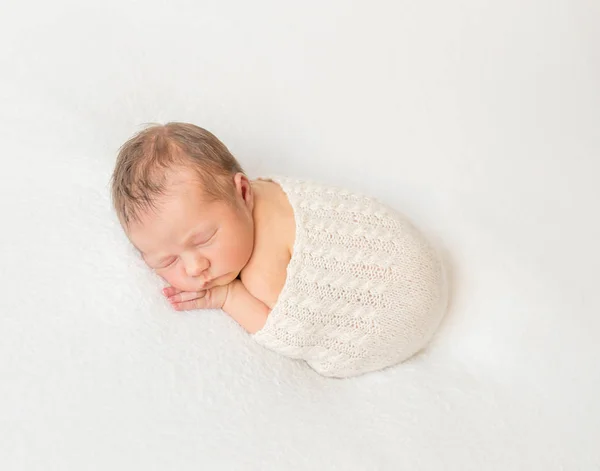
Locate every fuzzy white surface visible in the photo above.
<box><xmin>1</xmin><ymin>0</ymin><xmax>599</xmax><ymax>469</ymax></box>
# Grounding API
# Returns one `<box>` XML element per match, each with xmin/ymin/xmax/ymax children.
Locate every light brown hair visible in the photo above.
<box><xmin>111</xmin><ymin>122</ymin><xmax>244</xmax><ymax>228</ymax></box>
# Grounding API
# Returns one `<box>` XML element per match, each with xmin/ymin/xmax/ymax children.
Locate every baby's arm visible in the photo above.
<box><xmin>163</xmin><ymin>281</ymin><xmax>269</xmax><ymax>334</ymax></box>
<box><xmin>222</xmin><ymin>280</ymin><xmax>270</xmax><ymax>334</ymax></box>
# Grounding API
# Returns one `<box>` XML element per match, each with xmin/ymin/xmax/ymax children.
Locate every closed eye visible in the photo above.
<box><xmin>156</xmin><ymin>257</ymin><xmax>177</xmax><ymax>269</ymax></box>
<box><xmin>193</xmin><ymin>230</ymin><xmax>217</xmax><ymax>246</ymax></box>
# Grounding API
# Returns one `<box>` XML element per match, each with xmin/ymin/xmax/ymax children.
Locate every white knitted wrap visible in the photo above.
<box><xmin>252</xmin><ymin>177</ymin><xmax>448</xmax><ymax>378</ymax></box>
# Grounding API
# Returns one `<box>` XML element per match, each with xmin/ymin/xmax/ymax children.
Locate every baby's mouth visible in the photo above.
<box><xmin>200</xmin><ymin>277</ymin><xmax>214</xmax><ymax>289</ymax></box>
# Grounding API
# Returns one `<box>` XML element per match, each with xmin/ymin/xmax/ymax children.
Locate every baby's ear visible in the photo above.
<box><xmin>233</xmin><ymin>172</ymin><xmax>253</xmax><ymax>208</ymax></box>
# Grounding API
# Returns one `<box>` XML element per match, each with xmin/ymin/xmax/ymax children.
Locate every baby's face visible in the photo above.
<box><xmin>127</xmin><ymin>168</ymin><xmax>255</xmax><ymax>293</ymax></box>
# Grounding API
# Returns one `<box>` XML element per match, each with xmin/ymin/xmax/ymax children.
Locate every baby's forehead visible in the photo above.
<box><xmin>129</xmin><ymin>183</ymin><xmax>223</xmax><ymax>234</ymax></box>
<box><xmin>155</xmin><ymin>171</ymin><xmax>213</xmax><ymax>206</ymax></box>
<box><xmin>162</xmin><ymin>165</ymin><xmax>204</xmax><ymax>190</ymax></box>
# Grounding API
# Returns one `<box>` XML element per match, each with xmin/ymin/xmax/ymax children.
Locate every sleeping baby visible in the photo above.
<box><xmin>110</xmin><ymin>122</ymin><xmax>448</xmax><ymax>378</ymax></box>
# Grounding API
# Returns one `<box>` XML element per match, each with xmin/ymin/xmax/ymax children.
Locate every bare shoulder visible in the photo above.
<box><xmin>240</xmin><ymin>180</ymin><xmax>295</xmax><ymax>309</ymax></box>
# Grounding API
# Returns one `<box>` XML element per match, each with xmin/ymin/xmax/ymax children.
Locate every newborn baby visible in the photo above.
<box><xmin>111</xmin><ymin>122</ymin><xmax>448</xmax><ymax>377</ymax></box>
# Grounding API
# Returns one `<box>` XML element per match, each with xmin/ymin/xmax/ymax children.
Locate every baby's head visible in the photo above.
<box><xmin>111</xmin><ymin>122</ymin><xmax>255</xmax><ymax>292</ymax></box>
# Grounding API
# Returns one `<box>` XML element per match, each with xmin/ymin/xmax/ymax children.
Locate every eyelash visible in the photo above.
<box><xmin>156</xmin><ymin>257</ymin><xmax>177</xmax><ymax>270</ymax></box>
<box><xmin>194</xmin><ymin>231</ymin><xmax>216</xmax><ymax>247</ymax></box>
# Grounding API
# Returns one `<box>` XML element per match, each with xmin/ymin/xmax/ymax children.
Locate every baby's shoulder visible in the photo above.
<box><xmin>240</xmin><ymin>180</ymin><xmax>295</xmax><ymax>308</ymax></box>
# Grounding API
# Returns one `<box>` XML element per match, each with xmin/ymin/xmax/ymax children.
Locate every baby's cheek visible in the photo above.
<box><xmin>219</xmin><ymin>242</ymin><xmax>241</xmax><ymax>264</ymax></box>
<box><xmin>234</xmin><ymin>235</ymin><xmax>254</xmax><ymax>264</ymax></box>
<box><xmin>156</xmin><ymin>268</ymin><xmax>178</xmax><ymax>286</ymax></box>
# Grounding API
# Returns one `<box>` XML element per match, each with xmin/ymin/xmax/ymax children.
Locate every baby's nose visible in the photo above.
<box><xmin>184</xmin><ymin>255</ymin><xmax>209</xmax><ymax>278</ymax></box>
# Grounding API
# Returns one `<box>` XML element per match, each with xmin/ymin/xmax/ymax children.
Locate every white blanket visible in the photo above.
<box><xmin>1</xmin><ymin>0</ymin><xmax>598</xmax><ymax>469</ymax></box>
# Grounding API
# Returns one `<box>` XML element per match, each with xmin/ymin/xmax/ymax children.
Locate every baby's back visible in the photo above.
<box><xmin>249</xmin><ymin>177</ymin><xmax>448</xmax><ymax>378</ymax></box>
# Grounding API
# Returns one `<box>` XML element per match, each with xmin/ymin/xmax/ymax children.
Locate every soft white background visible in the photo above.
<box><xmin>1</xmin><ymin>0</ymin><xmax>599</xmax><ymax>469</ymax></box>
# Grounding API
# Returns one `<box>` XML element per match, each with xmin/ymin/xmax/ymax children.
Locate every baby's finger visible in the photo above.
<box><xmin>162</xmin><ymin>286</ymin><xmax>182</xmax><ymax>297</ymax></box>
<box><xmin>169</xmin><ymin>291</ymin><xmax>206</xmax><ymax>303</ymax></box>
<box><xmin>172</xmin><ymin>297</ymin><xmax>207</xmax><ymax>311</ymax></box>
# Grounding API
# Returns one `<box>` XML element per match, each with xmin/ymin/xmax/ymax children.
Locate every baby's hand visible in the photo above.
<box><xmin>162</xmin><ymin>285</ymin><xmax>229</xmax><ymax>311</ymax></box>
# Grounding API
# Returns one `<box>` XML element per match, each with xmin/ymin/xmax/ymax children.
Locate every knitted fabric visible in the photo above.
<box><xmin>252</xmin><ymin>177</ymin><xmax>448</xmax><ymax>378</ymax></box>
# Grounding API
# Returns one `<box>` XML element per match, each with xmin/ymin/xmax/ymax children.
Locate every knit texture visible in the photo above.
<box><xmin>252</xmin><ymin>177</ymin><xmax>448</xmax><ymax>377</ymax></box>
